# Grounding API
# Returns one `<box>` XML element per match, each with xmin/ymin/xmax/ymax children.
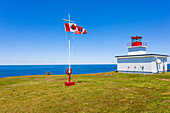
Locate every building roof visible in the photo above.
<box><xmin>131</xmin><ymin>36</ymin><xmax>142</xmax><ymax>39</ymax></box>
<box><xmin>115</xmin><ymin>54</ymin><xmax>169</xmax><ymax>58</ymax></box>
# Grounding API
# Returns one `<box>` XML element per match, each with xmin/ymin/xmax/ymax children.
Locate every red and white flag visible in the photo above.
<box><xmin>64</xmin><ymin>23</ymin><xmax>78</xmax><ymax>32</ymax></box>
<box><xmin>75</xmin><ymin>27</ymin><xmax>87</xmax><ymax>34</ymax></box>
<box><xmin>64</xmin><ymin>23</ymin><xmax>87</xmax><ymax>34</ymax></box>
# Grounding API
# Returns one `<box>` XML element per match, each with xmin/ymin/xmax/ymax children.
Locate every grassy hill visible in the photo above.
<box><xmin>0</xmin><ymin>72</ymin><xmax>170</xmax><ymax>113</ymax></box>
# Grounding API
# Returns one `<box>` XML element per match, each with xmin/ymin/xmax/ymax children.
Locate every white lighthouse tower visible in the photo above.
<box><xmin>115</xmin><ymin>36</ymin><xmax>169</xmax><ymax>74</ymax></box>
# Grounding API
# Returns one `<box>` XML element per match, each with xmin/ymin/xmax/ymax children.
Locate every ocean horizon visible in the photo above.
<box><xmin>0</xmin><ymin>64</ymin><xmax>117</xmax><ymax>78</ymax></box>
<box><xmin>0</xmin><ymin>64</ymin><xmax>169</xmax><ymax>78</ymax></box>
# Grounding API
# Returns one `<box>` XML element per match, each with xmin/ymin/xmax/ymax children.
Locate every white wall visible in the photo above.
<box><xmin>128</xmin><ymin>46</ymin><xmax>146</xmax><ymax>55</ymax></box>
<box><xmin>117</xmin><ymin>57</ymin><xmax>168</xmax><ymax>74</ymax></box>
<box><xmin>128</xmin><ymin>51</ymin><xmax>146</xmax><ymax>55</ymax></box>
<box><xmin>118</xmin><ymin>62</ymin><xmax>152</xmax><ymax>73</ymax></box>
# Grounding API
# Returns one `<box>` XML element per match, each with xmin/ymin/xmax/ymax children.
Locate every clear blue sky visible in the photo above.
<box><xmin>0</xmin><ymin>0</ymin><xmax>170</xmax><ymax>65</ymax></box>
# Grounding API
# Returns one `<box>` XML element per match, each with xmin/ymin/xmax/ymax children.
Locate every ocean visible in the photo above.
<box><xmin>0</xmin><ymin>64</ymin><xmax>169</xmax><ymax>78</ymax></box>
<box><xmin>0</xmin><ymin>64</ymin><xmax>117</xmax><ymax>78</ymax></box>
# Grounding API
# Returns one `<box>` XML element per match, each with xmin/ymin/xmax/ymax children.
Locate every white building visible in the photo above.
<box><xmin>115</xmin><ymin>36</ymin><xmax>169</xmax><ymax>74</ymax></box>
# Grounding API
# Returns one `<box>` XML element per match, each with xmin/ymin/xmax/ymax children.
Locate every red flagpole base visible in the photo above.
<box><xmin>65</xmin><ymin>82</ymin><xmax>75</xmax><ymax>86</ymax></box>
<box><xmin>65</xmin><ymin>68</ymin><xmax>75</xmax><ymax>86</ymax></box>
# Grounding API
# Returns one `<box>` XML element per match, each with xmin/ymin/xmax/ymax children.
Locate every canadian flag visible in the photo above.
<box><xmin>75</xmin><ymin>27</ymin><xmax>87</xmax><ymax>34</ymax></box>
<box><xmin>64</xmin><ymin>23</ymin><xmax>78</xmax><ymax>32</ymax></box>
<box><xmin>64</xmin><ymin>23</ymin><xmax>87</xmax><ymax>34</ymax></box>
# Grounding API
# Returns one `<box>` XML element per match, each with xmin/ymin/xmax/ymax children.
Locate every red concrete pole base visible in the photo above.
<box><xmin>65</xmin><ymin>82</ymin><xmax>75</xmax><ymax>86</ymax></box>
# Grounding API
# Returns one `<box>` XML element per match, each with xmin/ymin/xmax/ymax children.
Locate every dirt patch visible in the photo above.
<box><xmin>156</xmin><ymin>78</ymin><xmax>170</xmax><ymax>81</ymax></box>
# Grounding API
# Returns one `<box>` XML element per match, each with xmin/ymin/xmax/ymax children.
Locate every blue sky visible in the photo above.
<box><xmin>0</xmin><ymin>0</ymin><xmax>170</xmax><ymax>64</ymax></box>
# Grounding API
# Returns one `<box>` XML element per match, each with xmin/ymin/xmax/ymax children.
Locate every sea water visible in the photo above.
<box><xmin>0</xmin><ymin>64</ymin><xmax>169</xmax><ymax>78</ymax></box>
<box><xmin>0</xmin><ymin>64</ymin><xmax>117</xmax><ymax>78</ymax></box>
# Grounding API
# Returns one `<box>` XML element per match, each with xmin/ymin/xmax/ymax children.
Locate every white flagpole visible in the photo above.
<box><xmin>63</xmin><ymin>14</ymin><xmax>75</xmax><ymax>74</ymax></box>
<box><xmin>68</xmin><ymin>13</ymin><xmax>71</xmax><ymax>73</ymax></box>
<box><xmin>63</xmin><ymin>14</ymin><xmax>76</xmax><ymax>86</ymax></box>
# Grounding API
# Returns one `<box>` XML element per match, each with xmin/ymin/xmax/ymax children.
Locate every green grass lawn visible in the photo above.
<box><xmin>0</xmin><ymin>72</ymin><xmax>170</xmax><ymax>113</ymax></box>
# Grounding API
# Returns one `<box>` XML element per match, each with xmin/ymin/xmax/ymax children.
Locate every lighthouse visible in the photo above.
<box><xmin>115</xmin><ymin>36</ymin><xmax>169</xmax><ymax>74</ymax></box>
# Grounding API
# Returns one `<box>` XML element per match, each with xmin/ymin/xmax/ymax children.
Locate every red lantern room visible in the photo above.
<box><xmin>127</xmin><ymin>35</ymin><xmax>147</xmax><ymax>47</ymax></box>
<box><xmin>131</xmin><ymin>36</ymin><xmax>142</xmax><ymax>46</ymax></box>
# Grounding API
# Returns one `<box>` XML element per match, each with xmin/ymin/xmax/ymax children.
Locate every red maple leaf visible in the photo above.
<box><xmin>71</xmin><ymin>24</ymin><xmax>76</xmax><ymax>30</ymax></box>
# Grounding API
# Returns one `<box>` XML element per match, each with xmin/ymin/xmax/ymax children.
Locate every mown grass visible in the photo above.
<box><xmin>0</xmin><ymin>72</ymin><xmax>170</xmax><ymax>113</ymax></box>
